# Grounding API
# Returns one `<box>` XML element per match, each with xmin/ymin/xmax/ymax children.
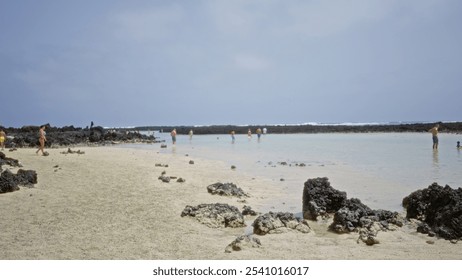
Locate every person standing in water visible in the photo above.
<box><xmin>171</xmin><ymin>128</ymin><xmax>177</xmax><ymax>145</ymax></box>
<box><xmin>189</xmin><ymin>129</ymin><xmax>193</xmax><ymax>141</ymax></box>
<box><xmin>230</xmin><ymin>130</ymin><xmax>235</xmax><ymax>143</ymax></box>
<box><xmin>429</xmin><ymin>124</ymin><xmax>440</xmax><ymax>150</ymax></box>
<box><xmin>256</xmin><ymin>128</ymin><xmax>262</xmax><ymax>140</ymax></box>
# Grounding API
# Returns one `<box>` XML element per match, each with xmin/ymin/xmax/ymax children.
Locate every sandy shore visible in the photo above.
<box><xmin>0</xmin><ymin>146</ymin><xmax>460</xmax><ymax>260</ymax></box>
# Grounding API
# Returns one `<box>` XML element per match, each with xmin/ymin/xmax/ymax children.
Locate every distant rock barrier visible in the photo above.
<box><xmin>181</xmin><ymin>203</ymin><xmax>246</xmax><ymax>228</ymax></box>
<box><xmin>403</xmin><ymin>183</ymin><xmax>462</xmax><ymax>240</ymax></box>
<box><xmin>207</xmin><ymin>182</ymin><xmax>248</xmax><ymax>198</ymax></box>
<box><xmin>252</xmin><ymin>212</ymin><xmax>311</xmax><ymax>235</ymax></box>
<box><xmin>134</xmin><ymin>121</ymin><xmax>462</xmax><ymax>135</ymax></box>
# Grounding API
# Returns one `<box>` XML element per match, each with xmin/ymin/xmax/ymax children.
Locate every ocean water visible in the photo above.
<box><xmin>130</xmin><ymin>132</ymin><xmax>462</xmax><ymax>213</ymax></box>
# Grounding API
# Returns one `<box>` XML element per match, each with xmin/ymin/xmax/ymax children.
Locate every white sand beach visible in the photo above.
<box><xmin>0</xmin><ymin>146</ymin><xmax>460</xmax><ymax>260</ymax></box>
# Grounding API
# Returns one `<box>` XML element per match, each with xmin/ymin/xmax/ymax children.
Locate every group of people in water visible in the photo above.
<box><xmin>169</xmin><ymin>124</ymin><xmax>461</xmax><ymax>150</ymax></box>
<box><xmin>170</xmin><ymin>127</ymin><xmax>268</xmax><ymax>145</ymax></box>
<box><xmin>0</xmin><ymin>124</ymin><xmax>460</xmax><ymax>153</ymax></box>
<box><xmin>427</xmin><ymin>123</ymin><xmax>461</xmax><ymax>150</ymax></box>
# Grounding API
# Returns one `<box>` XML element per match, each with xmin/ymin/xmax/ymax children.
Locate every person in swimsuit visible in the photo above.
<box><xmin>171</xmin><ymin>129</ymin><xmax>177</xmax><ymax>145</ymax></box>
<box><xmin>428</xmin><ymin>124</ymin><xmax>439</xmax><ymax>150</ymax></box>
<box><xmin>36</xmin><ymin>125</ymin><xmax>47</xmax><ymax>155</ymax></box>
<box><xmin>0</xmin><ymin>129</ymin><xmax>6</xmax><ymax>150</ymax></box>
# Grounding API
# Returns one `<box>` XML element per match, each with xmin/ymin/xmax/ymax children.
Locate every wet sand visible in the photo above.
<box><xmin>0</xmin><ymin>146</ymin><xmax>460</xmax><ymax>259</ymax></box>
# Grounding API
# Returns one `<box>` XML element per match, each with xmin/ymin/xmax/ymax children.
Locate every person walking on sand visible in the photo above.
<box><xmin>429</xmin><ymin>124</ymin><xmax>439</xmax><ymax>150</ymax></box>
<box><xmin>0</xmin><ymin>129</ymin><xmax>6</xmax><ymax>150</ymax></box>
<box><xmin>36</xmin><ymin>125</ymin><xmax>47</xmax><ymax>155</ymax></box>
<box><xmin>171</xmin><ymin>128</ymin><xmax>177</xmax><ymax>145</ymax></box>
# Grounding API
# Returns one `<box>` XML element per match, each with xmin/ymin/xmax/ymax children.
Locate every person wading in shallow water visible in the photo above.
<box><xmin>429</xmin><ymin>124</ymin><xmax>440</xmax><ymax>150</ymax></box>
<box><xmin>36</xmin><ymin>125</ymin><xmax>47</xmax><ymax>155</ymax></box>
<box><xmin>171</xmin><ymin>128</ymin><xmax>177</xmax><ymax>145</ymax></box>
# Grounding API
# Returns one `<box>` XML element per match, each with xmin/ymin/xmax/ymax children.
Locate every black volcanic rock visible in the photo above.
<box><xmin>2</xmin><ymin>125</ymin><xmax>158</xmax><ymax>148</ymax></box>
<box><xmin>0</xmin><ymin>169</ymin><xmax>38</xmax><ymax>193</ymax></box>
<box><xmin>302</xmin><ymin>177</ymin><xmax>347</xmax><ymax>220</ymax></box>
<box><xmin>403</xmin><ymin>183</ymin><xmax>462</xmax><ymax>240</ymax></box>
<box><xmin>303</xmin><ymin>177</ymin><xmax>403</xmax><ymax>241</ymax></box>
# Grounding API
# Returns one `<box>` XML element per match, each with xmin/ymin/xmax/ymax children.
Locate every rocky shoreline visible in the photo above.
<box><xmin>0</xmin><ymin>124</ymin><xmax>159</xmax><ymax>149</ymax></box>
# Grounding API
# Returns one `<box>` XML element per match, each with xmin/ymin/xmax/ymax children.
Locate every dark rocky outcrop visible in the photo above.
<box><xmin>0</xmin><ymin>151</ymin><xmax>23</xmax><ymax>169</ymax></box>
<box><xmin>302</xmin><ymin>177</ymin><xmax>404</xmax><ymax>244</ymax></box>
<box><xmin>402</xmin><ymin>183</ymin><xmax>462</xmax><ymax>240</ymax></box>
<box><xmin>252</xmin><ymin>212</ymin><xmax>311</xmax><ymax>235</ymax></box>
<box><xmin>207</xmin><ymin>182</ymin><xmax>248</xmax><ymax>198</ymax></box>
<box><xmin>1</xmin><ymin>125</ymin><xmax>159</xmax><ymax>148</ymax></box>
<box><xmin>330</xmin><ymin>198</ymin><xmax>403</xmax><ymax>234</ymax></box>
<box><xmin>302</xmin><ymin>177</ymin><xmax>347</xmax><ymax>220</ymax></box>
<box><xmin>181</xmin><ymin>203</ymin><xmax>245</xmax><ymax>228</ymax></box>
<box><xmin>0</xmin><ymin>169</ymin><xmax>38</xmax><ymax>193</ymax></box>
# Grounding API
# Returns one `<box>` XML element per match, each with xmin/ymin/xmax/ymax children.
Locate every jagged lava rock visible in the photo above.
<box><xmin>252</xmin><ymin>212</ymin><xmax>311</xmax><ymax>235</ymax></box>
<box><xmin>302</xmin><ymin>177</ymin><xmax>347</xmax><ymax>220</ymax></box>
<box><xmin>402</xmin><ymin>182</ymin><xmax>462</xmax><ymax>240</ymax></box>
<box><xmin>181</xmin><ymin>203</ymin><xmax>245</xmax><ymax>228</ymax></box>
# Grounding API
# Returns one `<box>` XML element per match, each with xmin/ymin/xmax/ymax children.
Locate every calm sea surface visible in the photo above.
<box><xmin>129</xmin><ymin>132</ymin><xmax>462</xmax><ymax>213</ymax></box>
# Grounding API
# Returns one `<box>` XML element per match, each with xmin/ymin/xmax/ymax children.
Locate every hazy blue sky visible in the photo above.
<box><xmin>1</xmin><ymin>0</ymin><xmax>461</xmax><ymax>128</ymax></box>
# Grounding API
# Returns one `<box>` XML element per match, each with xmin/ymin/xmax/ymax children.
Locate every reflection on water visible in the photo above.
<box><xmin>432</xmin><ymin>150</ymin><xmax>439</xmax><ymax>167</ymax></box>
<box><xmin>432</xmin><ymin>149</ymin><xmax>439</xmax><ymax>181</ymax></box>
